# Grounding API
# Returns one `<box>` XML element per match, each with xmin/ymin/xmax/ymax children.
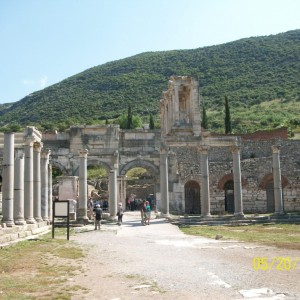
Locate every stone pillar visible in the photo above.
<box><xmin>48</xmin><ymin>164</ymin><xmax>53</xmax><ymax>221</ymax></box>
<box><xmin>78</xmin><ymin>149</ymin><xmax>88</xmax><ymax>222</ymax></box>
<box><xmin>2</xmin><ymin>132</ymin><xmax>15</xmax><ymax>227</ymax></box>
<box><xmin>200</xmin><ymin>146</ymin><xmax>211</xmax><ymax>217</ymax></box>
<box><xmin>109</xmin><ymin>169</ymin><xmax>117</xmax><ymax>217</ymax></box>
<box><xmin>160</xmin><ymin>147</ymin><xmax>169</xmax><ymax>215</ymax></box>
<box><xmin>272</xmin><ymin>145</ymin><xmax>284</xmax><ymax>214</ymax></box>
<box><xmin>118</xmin><ymin>175</ymin><xmax>126</xmax><ymax>207</ymax></box>
<box><xmin>41</xmin><ymin>149</ymin><xmax>50</xmax><ymax>222</ymax></box>
<box><xmin>231</xmin><ymin>146</ymin><xmax>244</xmax><ymax>217</ymax></box>
<box><xmin>24</xmin><ymin>137</ymin><xmax>36</xmax><ymax>224</ymax></box>
<box><xmin>14</xmin><ymin>150</ymin><xmax>26</xmax><ymax>225</ymax></box>
<box><xmin>33</xmin><ymin>142</ymin><xmax>43</xmax><ymax>222</ymax></box>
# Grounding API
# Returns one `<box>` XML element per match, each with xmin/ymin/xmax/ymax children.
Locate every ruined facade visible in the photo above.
<box><xmin>1</xmin><ymin>76</ymin><xmax>300</xmax><ymax>227</ymax></box>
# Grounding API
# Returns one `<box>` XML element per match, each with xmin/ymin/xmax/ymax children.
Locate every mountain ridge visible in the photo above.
<box><xmin>1</xmin><ymin>29</ymin><xmax>299</xmax><ymax>133</ymax></box>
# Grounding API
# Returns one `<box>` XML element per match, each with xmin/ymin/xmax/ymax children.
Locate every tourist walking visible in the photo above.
<box><xmin>139</xmin><ymin>200</ymin><xmax>146</xmax><ymax>225</ymax></box>
<box><xmin>117</xmin><ymin>203</ymin><xmax>124</xmax><ymax>225</ymax></box>
<box><xmin>94</xmin><ymin>204</ymin><xmax>102</xmax><ymax>230</ymax></box>
<box><xmin>145</xmin><ymin>201</ymin><xmax>151</xmax><ymax>225</ymax></box>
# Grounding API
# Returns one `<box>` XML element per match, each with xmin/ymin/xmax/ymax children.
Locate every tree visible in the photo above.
<box><xmin>127</xmin><ymin>104</ymin><xmax>133</xmax><ymax>129</ymax></box>
<box><xmin>117</xmin><ymin>114</ymin><xmax>142</xmax><ymax>129</ymax></box>
<box><xmin>224</xmin><ymin>96</ymin><xmax>232</xmax><ymax>134</ymax></box>
<box><xmin>201</xmin><ymin>106</ymin><xmax>208</xmax><ymax>129</ymax></box>
<box><xmin>149</xmin><ymin>114</ymin><xmax>155</xmax><ymax>129</ymax></box>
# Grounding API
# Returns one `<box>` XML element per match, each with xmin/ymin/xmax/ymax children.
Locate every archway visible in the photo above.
<box><xmin>266</xmin><ymin>180</ymin><xmax>275</xmax><ymax>213</ymax></box>
<box><xmin>259</xmin><ymin>173</ymin><xmax>288</xmax><ymax>213</ymax></box>
<box><xmin>184</xmin><ymin>180</ymin><xmax>200</xmax><ymax>214</ymax></box>
<box><xmin>120</xmin><ymin>160</ymin><xmax>159</xmax><ymax>211</ymax></box>
<box><xmin>224</xmin><ymin>180</ymin><xmax>234</xmax><ymax>213</ymax></box>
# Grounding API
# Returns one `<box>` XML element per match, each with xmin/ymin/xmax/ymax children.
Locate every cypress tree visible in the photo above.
<box><xmin>201</xmin><ymin>106</ymin><xmax>208</xmax><ymax>129</ymax></box>
<box><xmin>127</xmin><ymin>104</ymin><xmax>133</xmax><ymax>129</ymax></box>
<box><xmin>149</xmin><ymin>114</ymin><xmax>155</xmax><ymax>129</ymax></box>
<box><xmin>224</xmin><ymin>96</ymin><xmax>232</xmax><ymax>134</ymax></box>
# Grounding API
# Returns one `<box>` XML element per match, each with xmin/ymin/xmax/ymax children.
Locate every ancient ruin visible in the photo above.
<box><xmin>1</xmin><ymin>76</ymin><xmax>300</xmax><ymax>229</ymax></box>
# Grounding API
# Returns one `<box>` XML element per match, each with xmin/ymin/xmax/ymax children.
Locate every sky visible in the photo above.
<box><xmin>0</xmin><ymin>0</ymin><xmax>300</xmax><ymax>104</ymax></box>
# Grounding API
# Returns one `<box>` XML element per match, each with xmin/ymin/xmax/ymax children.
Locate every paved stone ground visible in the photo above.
<box><xmin>71</xmin><ymin>211</ymin><xmax>300</xmax><ymax>300</ymax></box>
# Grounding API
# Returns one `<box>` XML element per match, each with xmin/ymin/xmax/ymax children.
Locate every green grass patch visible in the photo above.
<box><xmin>180</xmin><ymin>223</ymin><xmax>300</xmax><ymax>249</ymax></box>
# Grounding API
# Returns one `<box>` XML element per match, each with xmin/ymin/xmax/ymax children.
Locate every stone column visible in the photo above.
<box><xmin>41</xmin><ymin>149</ymin><xmax>50</xmax><ymax>222</ymax></box>
<box><xmin>2</xmin><ymin>132</ymin><xmax>15</xmax><ymax>227</ymax></box>
<box><xmin>33</xmin><ymin>142</ymin><xmax>43</xmax><ymax>222</ymax></box>
<box><xmin>109</xmin><ymin>169</ymin><xmax>117</xmax><ymax>217</ymax></box>
<box><xmin>174</xmin><ymin>85</ymin><xmax>179</xmax><ymax>125</ymax></box>
<box><xmin>200</xmin><ymin>146</ymin><xmax>211</xmax><ymax>217</ymax></box>
<box><xmin>231</xmin><ymin>146</ymin><xmax>244</xmax><ymax>217</ymax></box>
<box><xmin>24</xmin><ymin>137</ymin><xmax>36</xmax><ymax>224</ymax></box>
<box><xmin>160</xmin><ymin>147</ymin><xmax>169</xmax><ymax>215</ymax></box>
<box><xmin>14</xmin><ymin>150</ymin><xmax>26</xmax><ymax>225</ymax></box>
<box><xmin>48</xmin><ymin>164</ymin><xmax>53</xmax><ymax>221</ymax></box>
<box><xmin>272</xmin><ymin>145</ymin><xmax>284</xmax><ymax>214</ymax></box>
<box><xmin>78</xmin><ymin>149</ymin><xmax>88</xmax><ymax>222</ymax></box>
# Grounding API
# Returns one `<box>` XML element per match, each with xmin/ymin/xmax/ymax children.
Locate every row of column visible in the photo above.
<box><xmin>1</xmin><ymin>133</ymin><xmax>52</xmax><ymax>227</ymax></box>
<box><xmin>159</xmin><ymin>144</ymin><xmax>283</xmax><ymax>216</ymax></box>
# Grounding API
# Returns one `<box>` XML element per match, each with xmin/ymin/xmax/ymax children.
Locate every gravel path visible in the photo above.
<box><xmin>71</xmin><ymin>211</ymin><xmax>300</xmax><ymax>300</ymax></box>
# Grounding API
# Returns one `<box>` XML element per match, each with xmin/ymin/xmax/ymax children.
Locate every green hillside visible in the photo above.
<box><xmin>0</xmin><ymin>29</ymin><xmax>299</xmax><ymax>133</ymax></box>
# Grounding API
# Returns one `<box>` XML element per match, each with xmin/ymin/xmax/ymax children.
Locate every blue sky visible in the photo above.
<box><xmin>1</xmin><ymin>0</ymin><xmax>299</xmax><ymax>104</ymax></box>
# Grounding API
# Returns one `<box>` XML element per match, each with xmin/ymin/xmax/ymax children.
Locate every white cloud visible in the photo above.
<box><xmin>39</xmin><ymin>76</ymin><xmax>48</xmax><ymax>89</ymax></box>
<box><xmin>22</xmin><ymin>76</ymin><xmax>48</xmax><ymax>89</ymax></box>
<box><xmin>22</xmin><ymin>79</ymin><xmax>35</xmax><ymax>85</ymax></box>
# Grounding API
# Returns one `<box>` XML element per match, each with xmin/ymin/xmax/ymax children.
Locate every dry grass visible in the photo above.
<box><xmin>0</xmin><ymin>229</ymin><xmax>88</xmax><ymax>300</ymax></box>
<box><xmin>180</xmin><ymin>223</ymin><xmax>300</xmax><ymax>250</ymax></box>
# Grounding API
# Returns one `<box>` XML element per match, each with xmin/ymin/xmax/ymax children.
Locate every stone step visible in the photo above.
<box><xmin>0</xmin><ymin>222</ymin><xmax>50</xmax><ymax>246</ymax></box>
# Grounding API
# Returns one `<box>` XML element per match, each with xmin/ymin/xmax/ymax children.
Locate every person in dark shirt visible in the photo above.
<box><xmin>94</xmin><ymin>204</ymin><xmax>102</xmax><ymax>230</ymax></box>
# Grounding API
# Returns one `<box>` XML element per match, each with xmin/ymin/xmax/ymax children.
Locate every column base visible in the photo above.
<box><xmin>201</xmin><ymin>213</ymin><xmax>212</xmax><ymax>218</ymax></box>
<box><xmin>160</xmin><ymin>213</ymin><xmax>170</xmax><ymax>218</ymax></box>
<box><xmin>233</xmin><ymin>212</ymin><xmax>245</xmax><ymax>219</ymax></box>
<box><xmin>14</xmin><ymin>219</ymin><xmax>27</xmax><ymax>225</ymax></box>
<box><xmin>35</xmin><ymin>217</ymin><xmax>43</xmax><ymax>222</ymax></box>
<box><xmin>2</xmin><ymin>220</ymin><xmax>15</xmax><ymax>227</ymax></box>
<box><xmin>26</xmin><ymin>218</ymin><xmax>37</xmax><ymax>224</ymax></box>
<box><xmin>77</xmin><ymin>217</ymin><xmax>90</xmax><ymax>226</ymax></box>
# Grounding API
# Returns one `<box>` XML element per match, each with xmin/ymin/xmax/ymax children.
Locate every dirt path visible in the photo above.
<box><xmin>70</xmin><ymin>212</ymin><xmax>300</xmax><ymax>300</ymax></box>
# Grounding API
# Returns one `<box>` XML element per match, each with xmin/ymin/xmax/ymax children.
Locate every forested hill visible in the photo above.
<box><xmin>0</xmin><ymin>29</ymin><xmax>299</xmax><ymax>133</ymax></box>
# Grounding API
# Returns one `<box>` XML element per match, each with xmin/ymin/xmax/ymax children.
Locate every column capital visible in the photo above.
<box><xmin>79</xmin><ymin>149</ymin><xmax>88</xmax><ymax>158</ymax></box>
<box><xmin>230</xmin><ymin>145</ymin><xmax>241</xmax><ymax>153</ymax></box>
<box><xmin>33</xmin><ymin>141</ymin><xmax>43</xmax><ymax>152</ymax></box>
<box><xmin>272</xmin><ymin>145</ymin><xmax>281</xmax><ymax>153</ymax></box>
<box><xmin>199</xmin><ymin>145</ymin><xmax>210</xmax><ymax>153</ymax></box>
<box><xmin>160</xmin><ymin>147</ymin><xmax>168</xmax><ymax>154</ymax></box>
<box><xmin>24</xmin><ymin>137</ymin><xmax>35</xmax><ymax>147</ymax></box>
<box><xmin>41</xmin><ymin>149</ymin><xmax>51</xmax><ymax>159</ymax></box>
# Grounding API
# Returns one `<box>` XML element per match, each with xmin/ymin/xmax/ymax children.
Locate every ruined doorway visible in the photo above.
<box><xmin>266</xmin><ymin>180</ymin><xmax>275</xmax><ymax>213</ymax></box>
<box><xmin>224</xmin><ymin>180</ymin><xmax>234</xmax><ymax>213</ymax></box>
<box><xmin>184</xmin><ymin>180</ymin><xmax>200</xmax><ymax>214</ymax></box>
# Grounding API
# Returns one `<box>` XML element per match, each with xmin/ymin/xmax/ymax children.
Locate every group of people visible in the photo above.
<box><xmin>91</xmin><ymin>197</ymin><xmax>152</xmax><ymax>230</ymax></box>
<box><xmin>139</xmin><ymin>199</ymin><xmax>151</xmax><ymax>225</ymax></box>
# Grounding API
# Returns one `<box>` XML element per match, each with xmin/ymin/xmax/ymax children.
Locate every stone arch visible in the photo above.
<box><xmin>259</xmin><ymin>173</ymin><xmax>288</xmax><ymax>189</ymax></box>
<box><xmin>119</xmin><ymin>159</ymin><xmax>159</xmax><ymax>177</ymax></box>
<box><xmin>50</xmin><ymin>160</ymin><xmax>68</xmax><ymax>176</ymax></box>
<box><xmin>184</xmin><ymin>180</ymin><xmax>200</xmax><ymax>214</ymax></box>
<box><xmin>217</xmin><ymin>173</ymin><xmax>248</xmax><ymax>190</ymax></box>
<box><xmin>259</xmin><ymin>173</ymin><xmax>288</xmax><ymax>213</ymax></box>
<box><xmin>218</xmin><ymin>173</ymin><xmax>233</xmax><ymax>190</ymax></box>
<box><xmin>224</xmin><ymin>180</ymin><xmax>234</xmax><ymax>213</ymax></box>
